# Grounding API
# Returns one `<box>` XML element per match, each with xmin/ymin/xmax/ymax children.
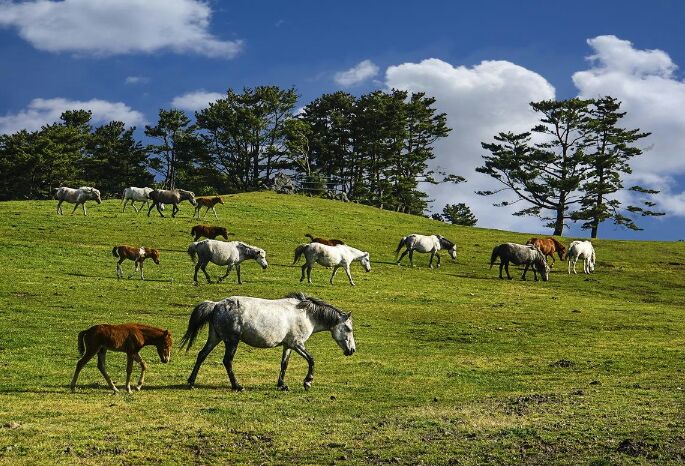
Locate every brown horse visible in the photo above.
<box><xmin>112</xmin><ymin>245</ymin><xmax>160</xmax><ymax>280</ymax></box>
<box><xmin>526</xmin><ymin>237</ymin><xmax>567</xmax><ymax>268</ymax></box>
<box><xmin>191</xmin><ymin>225</ymin><xmax>231</xmax><ymax>241</ymax></box>
<box><xmin>70</xmin><ymin>323</ymin><xmax>172</xmax><ymax>394</ymax></box>
<box><xmin>305</xmin><ymin>233</ymin><xmax>345</xmax><ymax>246</ymax></box>
<box><xmin>194</xmin><ymin>196</ymin><xmax>224</xmax><ymax>219</ymax></box>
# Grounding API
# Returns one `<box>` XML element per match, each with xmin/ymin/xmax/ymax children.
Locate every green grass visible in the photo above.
<box><xmin>0</xmin><ymin>192</ymin><xmax>684</xmax><ymax>465</ymax></box>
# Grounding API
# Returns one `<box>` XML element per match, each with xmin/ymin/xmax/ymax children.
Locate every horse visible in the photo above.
<box><xmin>70</xmin><ymin>323</ymin><xmax>172</xmax><ymax>394</ymax></box>
<box><xmin>395</xmin><ymin>234</ymin><xmax>457</xmax><ymax>268</ymax></box>
<box><xmin>526</xmin><ymin>237</ymin><xmax>567</xmax><ymax>268</ymax></box>
<box><xmin>194</xmin><ymin>196</ymin><xmax>224</xmax><ymax>219</ymax></box>
<box><xmin>112</xmin><ymin>245</ymin><xmax>160</xmax><ymax>280</ymax></box>
<box><xmin>180</xmin><ymin>292</ymin><xmax>355</xmax><ymax>391</ymax></box>
<box><xmin>305</xmin><ymin>233</ymin><xmax>345</xmax><ymax>246</ymax></box>
<box><xmin>54</xmin><ymin>186</ymin><xmax>101</xmax><ymax>215</ymax></box>
<box><xmin>489</xmin><ymin>243</ymin><xmax>550</xmax><ymax>281</ymax></box>
<box><xmin>147</xmin><ymin>189</ymin><xmax>197</xmax><ymax>218</ymax></box>
<box><xmin>567</xmin><ymin>240</ymin><xmax>596</xmax><ymax>274</ymax></box>
<box><xmin>122</xmin><ymin>186</ymin><xmax>160</xmax><ymax>213</ymax></box>
<box><xmin>187</xmin><ymin>239</ymin><xmax>268</xmax><ymax>285</ymax></box>
<box><xmin>191</xmin><ymin>225</ymin><xmax>231</xmax><ymax>241</ymax></box>
<box><xmin>293</xmin><ymin>242</ymin><xmax>370</xmax><ymax>286</ymax></box>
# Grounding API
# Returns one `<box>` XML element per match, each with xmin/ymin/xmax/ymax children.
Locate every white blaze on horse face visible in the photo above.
<box><xmin>448</xmin><ymin>247</ymin><xmax>457</xmax><ymax>260</ymax></box>
<box><xmin>332</xmin><ymin>319</ymin><xmax>356</xmax><ymax>356</ymax></box>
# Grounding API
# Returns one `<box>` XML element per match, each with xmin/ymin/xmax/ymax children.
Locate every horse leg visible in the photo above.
<box><xmin>139</xmin><ymin>261</ymin><xmax>145</xmax><ymax>280</ymax></box>
<box><xmin>82</xmin><ymin>203</ymin><xmax>87</xmax><ymax>216</ymax></box>
<box><xmin>172</xmin><ymin>204</ymin><xmax>179</xmax><ymax>218</ymax></box>
<box><xmin>409</xmin><ymin>250</ymin><xmax>414</xmax><ymax>267</ymax></box>
<box><xmin>499</xmin><ymin>262</ymin><xmax>504</xmax><ymax>279</ymax></box>
<box><xmin>293</xmin><ymin>344</ymin><xmax>315</xmax><ymax>390</ymax></box>
<box><xmin>133</xmin><ymin>353</ymin><xmax>147</xmax><ymax>390</ymax></box>
<box><xmin>277</xmin><ymin>347</ymin><xmax>292</xmax><ymax>391</ymax></box>
<box><xmin>550</xmin><ymin>254</ymin><xmax>555</xmax><ymax>269</ymax></box>
<box><xmin>211</xmin><ymin>206</ymin><xmax>218</xmax><ymax>219</ymax></box>
<box><xmin>125</xmin><ymin>353</ymin><xmax>135</xmax><ymax>393</ymax></box>
<box><xmin>201</xmin><ymin>261</ymin><xmax>212</xmax><ymax>284</ymax></box>
<box><xmin>217</xmin><ymin>264</ymin><xmax>233</xmax><ymax>283</ymax></box>
<box><xmin>71</xmin><ymin>203</ymin><xmax>80</xmax><ymax>215</ymax></box>
<box><xmin>300</xmin><ymin>263</ymin><xmax>307</xmax><ymax>282</ymax></box>
<box><xmin>97</xmin><ymin>349</ymin><xmax>118</xmax><ymax>394</ymax></box>
<box><xmin>307</xmin><ymin>264</ymin><xmax>313</xmax><ymax>284</ymax></box>
<box><xmin>223</xmin><ymin>337</ymin><xmax>243</xmax><ymax>391</ymax></box>
<box><xmin>187</xmin><ymin>327</ymin><xmax>221</xmax><ymax>388</ymax></box>
<box><xmin>158</xmin><ymin>202</ymin><xmax>166</xmax><ymax>217</ymax></box>
<box><xmin>117</xmin><ymin>258</ymin><xmax>125</xmax><ymax>279</ymax></box>
<box><xmin>397</xmin><ymin>248</ymin><xmax>409</xmax><ymax>265</ymax></box>
<box><xmin>521</xmin><ymin>264</ymin><xmax>529</xmax><ymax>280</ymax></box>
<box><xmin>57</xmin><ymin>200</ymin><xmax>63</xmax><ymax>215</ymax></box>
<box><xmin>203</xmin><ymin>207</ymin><xmax>210</xmax><ymax>218</ymax></box>
<box><xmin>572</xmin><ymin>259</ymin><xmax>578</xmax><ymax>274</ymax></box>
<box><xmin>343</xmin><ymin>264</ymin><xmax>355</xmax><ymax>286</ymax></box>
<box><xmin>235</xmin><ymin>264</ymin><xmax>242</xmax><ymax>285</ymax></box>
<box><xmin>128</xmin><ymin>261</ymin><xmax>138</xmax><ymax>279</ymax></box>
<box><xmin>122</xmin><ymin>198</ymin><xmax>128</xmax><ymax>212</ymax></box>
<box><xmin>329</xmin><ymin>265</ymin><xmax>340</xmax><ymax>285</ymax></box>
<box><xmin>70</xmin><ymin>347</ymin><xmax>98</xmax><ymax>392</ymax></box>
<box><xmin>147</xmin><ymin>202</ymin><xmax>155</xmax><ymax>217</ymax></box>
<box><xmin>428</xmin><ymin>251</ymin><xmax>435</xmax><ymax>269</ymax></box>
<box><xmin>505</xmin><ymin>262</ymin><xmax>512</xmax><ymax>280</ymax></box>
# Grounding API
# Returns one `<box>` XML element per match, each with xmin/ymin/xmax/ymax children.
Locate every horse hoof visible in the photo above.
<box><xmin>303</xmin><ymin>382</ymin><xmax>312</xmax><ymax>391</ymax></box>
<box><xmin>277</xmin><ymin>385</ymin><xmax>289</xmax><ymax>391</ymax></box>
<box><xmin>135</xmin><ymin>385</ymin><xmax>142</xmax><ymax>391</ymax></box>
<box><xmin>193</xmin><ymin>282</ymin><xmax>199</xmax><ymax>287</ymax></box>
<box><xmin>232</xmin><ymin>385</ymin><xmax>244</xmax><ymax>392</ymax></box>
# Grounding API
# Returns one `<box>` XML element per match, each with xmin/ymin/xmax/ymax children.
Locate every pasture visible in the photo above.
<box><xmin>0</xmin><ymin>192</ymin><xmax>684</xmax><ymax>465</ymax></box>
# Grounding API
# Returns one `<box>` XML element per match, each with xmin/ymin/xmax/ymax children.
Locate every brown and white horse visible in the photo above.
<box><xmin>54</xmin><ymin>186</ymin><xmax>101</xmax><ymax>215</ymax></box>
<box><xmin>112</xmin><ymin>245</ymin><xmax>160</xmax><ymax>280</ymax></box>
<box><xmin>70</xmin><ymin>323</ymin><xmax>172</xmax><ymax>394</ymax></box>
<box><xmin>526</xmin><ymin>237</ymin><xmax>567</xmax><ymax>268</ymax></box>
<box><xmin>305</xmin><ymin>233</ymin><xmax>345</xmax><ymax>246</ymax></box>
<box><xmin>194</xmin><ymin>196</ymin><xmax>224</xmax><ymax>219</ymax></box>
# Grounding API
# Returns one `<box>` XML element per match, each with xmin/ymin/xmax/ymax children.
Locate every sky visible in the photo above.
<box><xmin>1</xmin><ymin>0</ymin><xmax>685</xmax><ymax>240</ymax></box>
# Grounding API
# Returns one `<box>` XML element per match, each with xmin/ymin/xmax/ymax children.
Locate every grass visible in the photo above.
<box><xmin>0</xmin><ymin>192</ymin><xmax>684</xmax><ymax>465</ymax></box>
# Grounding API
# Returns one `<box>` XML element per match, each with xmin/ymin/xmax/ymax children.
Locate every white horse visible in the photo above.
<box><xmin>293</xmin><ymin>242</ymin><xmax>370</xmax><ymax>286</ymax></box>
<box><xmin>187</xmin><ymin>239</ymin><xmax>268</xmax><ymax>285</ymax></box>
<box><xmin>122</xmin><ymin>187</ymin><xmax>160</xmax><ymax>212</ymax></box>
<box><xmin>395</xmin><ymin>234</ymin><xmax>457</xmax><ymax>268</ymax></box>
<box><xmin>180</xmin><ymin>292</ymin><xmax>355</xmax><ymax>391</ymax></box>
<box><xmin>567</xmin><ymin>240</ymin><xmax>595</xmax><ymax>274</ymax></box>
<box><xmin>54</xmin><ymin>186</ymin><xmax>101</xmax><ymax>215</ymax></box>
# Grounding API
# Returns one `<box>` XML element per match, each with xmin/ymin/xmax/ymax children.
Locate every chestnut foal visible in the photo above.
<box><xmin>112</xmin><ymin>245</ymin><xmax>160</xmax><ymax>280</ymax></box>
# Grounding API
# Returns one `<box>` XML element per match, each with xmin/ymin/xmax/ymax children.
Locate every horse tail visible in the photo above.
<box><xmin>187</xmin><ymin>242</ymin><xmax>199</xmax><ymax>263</ymax></box>
<box><xmin>77</xmin><ymin>329</ymin><xmax>88</xmax><ymax>356</ymax></box>
<box><xmin>180</xmin><ymin>301</ymin><xmax>217</xmax><ymax>350</ymax></box>
<box><xmin>293</xmin><ymin>244</ymin><xmax>307</xmax><ymax>264</ymax></box>
<box><xmin>112</xmin><ymin>246</ymin><xmax>119</xmax><ymax>258</ymax></box>
<box><xmin>395</xmin><ymin>236</ymin><xmax>407</xmax><ymax>257</ymax></box>
<box><xmin>489</xmin><ymin>245</ymin><xmax>500</xmax><ymax>269</ymax></box>
<box><xmin>305</xmin><ymin>233</ymin><xmax>314</xmax><ymax>242</ymax></box>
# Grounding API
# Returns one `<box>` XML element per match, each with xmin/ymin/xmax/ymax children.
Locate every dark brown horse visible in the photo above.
<box><xmin>191</xmin><ymin>225</ymin><xmax>231</xmax><ymax>241</ymax></box>
<box><xmin>194</xmin><ymin>196</ymin><xmax>224</xmax><ymax>219</ymax></box>
<box><xmin>70</xmin><ymin>323</ymin><xmax>172</xmax><ymax>394</ymax></box>
<box><xmin>305</xmin><ymin>233</ymin><xmax>345</xmax><ymax>246</ymax></box>
<box><xmin>526</xmin><ymin>237</ymin><xmax>567</xmax><ymax>268</ymax></box>
<box><xmin>112</xmin><ymin>245</ymin><xmax>160</xmax><ymax>280</ymax></box>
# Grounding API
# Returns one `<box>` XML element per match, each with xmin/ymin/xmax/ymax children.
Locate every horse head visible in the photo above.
<box><xmin>438</xmin><ymin>236</ymin><xmax>457</xmax><ymax>261</ymax></box>
<box><xmin>533</xmin><ymin>249</ymin><xmax>550</xmax><ymax>281</ymax></box>
<box><xmin>148</xmin><ymin>248</ymin><xmax>161</xmax><ymax>265</ymax></box>
<box><xmin>360</xmin><ymin>252</ymin><xmax>371</xmax><ymax>272</ymax></box>
<box><xmin>331</xmin><ymin>312</ymin><xmax>356</xmax><ymax>356</ymax></box>
<box><xmin>157</xmin><ymin>329</ymin><xmax>172</xmax><ymax>363</ymax></box>
<box><xmin>182</xmin><ymin>190</ymin><xmax>198</xmax><ymax>206</ymax></box>
<box><xmin>253</xmin><ymin>247</ymin><xmax>268</xmax><ymax>269</ymax></box>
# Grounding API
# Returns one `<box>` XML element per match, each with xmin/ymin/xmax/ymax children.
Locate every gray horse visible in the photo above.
<box><xmin>187</xmin><ymin>239</ymin><xmax>268</xmax><ymax>285</ymax></box>
<box><xmin>395</xmin><ymin>234</ymin><xmax>457</xmax><ymax>268</ymax></box>
<box><xmin>54</xmin><ymin>186</ymin><xmax>101</xmax><ymax>215</ymax></box>
<box><xmin>490</xmin><ymin>243</ymin><xmax>550</xmax><ymax>281</ymax></box>
<box><xmin>147</xmin><ymin>189</ymin><xmax>197</xmax><ymax>217</ymax></box>
<box><xmin>180</xmin><ymin>292</ymin><xmax>355</xmax><ymax>391</ymax></box>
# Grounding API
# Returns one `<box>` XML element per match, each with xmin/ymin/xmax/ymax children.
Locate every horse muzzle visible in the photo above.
<box><xmin>344</xmin><ymin>348</ymin><xmax>356</xmax><ymax>356</ymax></box>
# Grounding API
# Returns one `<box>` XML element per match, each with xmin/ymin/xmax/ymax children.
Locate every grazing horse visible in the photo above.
<box><xmin>122</xmin><ymin>186</ymin><xmax>159</xmax><ymax>212</ymax></box>
<box><xmin>490</xmin><ymin>243</ymin><xmax>550</xmax><ymax>281</ymax></box>
<box><xmin>526</xmin><ymin>237</ymin><xmax>567</xmax><ymax>268</ymax></box>
<box><xmin>54</xmin><ymin>186</ymin><xmax>101</xmax><ymax>215</ymax></box>
<box><xmin>180</xmin><ymin>292</ymin><xmax>355</xmax><ymax>391</ymax></box>
<box><xmin>188</xmin><ymin>239</ymin><xmax>268</xmax><ymax>285</ymax></box>
<box><xmin>191</xmin><ymin>225</ymin><xmax>231</xmax><ymax>241</ymax></box>
<box><xmin>70</xmin><ymin>323</ymin><xmax>172</xmax><ymax>394</ymax></box>
<box><xmin>147</xmin><ymin>189</ymin><xmax>197</xmax><ymax>218</ymax></box>
<box><xmin>294</xmin><ymin>242</ymin><xmax>370</xmax><ymax>286</ymax></box>
<box><xmin>305</xmin><ymin>233</ymin><xmax>345</xmax><ymax>246</ymax></box>
<box><xmin>112</xmin><ymin>245</ymin><xmax>160</xmax><ymax>280</ymax></box>
<box><xmin>395</xmin><ymin>234</ymin><xmax>457</xmax><ymax>268</ymax></box>
<box><xmin>567</xmin><ymin>240</ymin><xmax>596</xmax><ymax>274</ymax></box>
<box><xmin>194</xmin><ymin>196</ymin><xmax>224</xmax><ymax>219</ymax></box>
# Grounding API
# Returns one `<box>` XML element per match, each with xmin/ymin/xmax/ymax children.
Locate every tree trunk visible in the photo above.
<box><xmin>553</xmin><ymin>206</ymin><xmax>565</xmax><ymax>236</ymax></box>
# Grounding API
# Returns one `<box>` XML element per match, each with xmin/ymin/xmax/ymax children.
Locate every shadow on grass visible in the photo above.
<box><xmin>64</xmin><ymin>272</ymin><xmax>171</xmax><ymax>283</ymax></box>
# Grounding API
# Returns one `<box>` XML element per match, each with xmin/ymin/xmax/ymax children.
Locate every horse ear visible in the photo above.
<box><xmin>163</xmin><ymin>329</ymin><xmax>169</xmax><ymax>336</ymax></box>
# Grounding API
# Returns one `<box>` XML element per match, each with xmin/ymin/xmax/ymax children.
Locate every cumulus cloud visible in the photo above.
<box><xmin>0</xmin><ymin>0</ymin><xmax>243</xmax><ymax>58</ymax></box>
<box><xmin>0</xmin><ymin>98</ymin><xmax>145</xmax><ymax>134</ymax></box>
<box><xmin>385</xmin><ymin>58</ymin><xmax>555</xmax><ymax>231</ymax></box>
<box><xmin>171</xmin><ymin>90</ymin><xmax>223</xmax><ymax>112</ymax></box>
<box><xmin>573</xmin><ymin>35</ymin><xmax>685</xmax><ymax>217</ymax></box>
<box><xmin>334</xmin><ymin>59</ymin><xmax>379</xmax><ymax>87</ymax></box>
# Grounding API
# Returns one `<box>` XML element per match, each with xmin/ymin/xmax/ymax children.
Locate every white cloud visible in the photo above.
<box><xmin>0</xmin><ymin>98</ymin><xmax>145</xmax><ymax>134</ymax></box>
<box><xmin>334</xmin><ymin>59</ymin><xmax>379</xmax><ymax>87</ymax></box>
<box><xmin>125</xmin><ymin>76</ymin><xmax>149</xmax><ymax>85</ymax></box>
<box><xmin>171</xmin><ymin>90</ymin><xmax>223</xmax><ymax>112</ymax></box>
<box><xmin>385</xmin><ymin>58</ymin><xmax>555</xmax><ymax>231</ymax></box>
<box><xmin>573</xmin><ymin>35</ymin><xmax>685</xmax><ymax>217</ymax></box>
<box><xmin>0</xmin><ymin>0</ymin><xmax>243</xmax><ymax>58</ymax></box>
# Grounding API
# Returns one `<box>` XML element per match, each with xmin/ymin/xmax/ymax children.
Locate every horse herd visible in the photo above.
<box><xmin>55</xmin><ymin>185</ymin><xmax>596</xmax><ymax>393</ymax></box>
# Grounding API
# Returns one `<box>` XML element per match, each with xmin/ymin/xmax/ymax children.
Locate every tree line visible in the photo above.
<box><xmin>0</xmin><ymin>86</ymin><xmax>661</xmax><ymax>237</ymax></box>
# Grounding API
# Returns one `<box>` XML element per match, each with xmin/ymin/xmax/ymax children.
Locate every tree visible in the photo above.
<box><xmin>478</xmin><ymin>98</ymin><xmax>591</xmax><ymax>235</ymax></box>
<box><xmin>573</xmin><ymin>96</ymin><xmax>663</xmax><ymax>237</ymax></box>
<box><xmin>438</xmin><ymin>203</ymin><xmax>478</xmax><ymax>226</ymax></box>
<box><xmin>145</xmin><ymin>109</ymin><xmax>195</xmax><ymax>190</ymax></box>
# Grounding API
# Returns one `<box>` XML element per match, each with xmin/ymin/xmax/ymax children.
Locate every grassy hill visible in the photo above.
<box><xmin>0</xmin><ymin>192</ymin><xmax>684</xmax><ymax>465</ymax></box>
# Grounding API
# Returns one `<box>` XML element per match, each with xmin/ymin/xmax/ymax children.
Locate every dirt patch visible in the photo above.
<box><xmin>505</xmin><ymin>393</ymin><xmax>561</xmax><ymax>416</ymax></box>
<box><xmin>550</xmin><ymin>359</ymin><xmax>575</xmax><ymax>368</ymax></box>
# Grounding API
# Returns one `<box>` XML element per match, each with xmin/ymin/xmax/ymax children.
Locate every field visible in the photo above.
<box><xmin>0</xmin><ymin>192</ymin><xmax>684</xmax><ymax>465</ymax></box>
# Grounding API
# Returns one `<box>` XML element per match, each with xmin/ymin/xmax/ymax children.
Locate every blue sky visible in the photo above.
<box><xmin>1</xmin><ymin>1</ymin><xmax>685</xmax><ymax>240</ymax></box>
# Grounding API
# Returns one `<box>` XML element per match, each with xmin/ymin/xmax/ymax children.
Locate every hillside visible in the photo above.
<box><xmin>0</xmin><ymin>192</ymin><xmax>684</xmax><ymax>465</ymax></box>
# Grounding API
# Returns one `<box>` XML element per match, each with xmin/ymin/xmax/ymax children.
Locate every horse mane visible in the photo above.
<box><xmin>286</xmin><ymin>292</ymin><xmax>348</xmax><ymax>326</ymax></box>
<box><xmin>437</xmin><ymin>236</ymin><xmax>455</xmax><ymax>249</ymax></box>
<box><xmin>550</xmin><ymin>237</ymin><xmax>566</xmax><ymax>251</ymax></box>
